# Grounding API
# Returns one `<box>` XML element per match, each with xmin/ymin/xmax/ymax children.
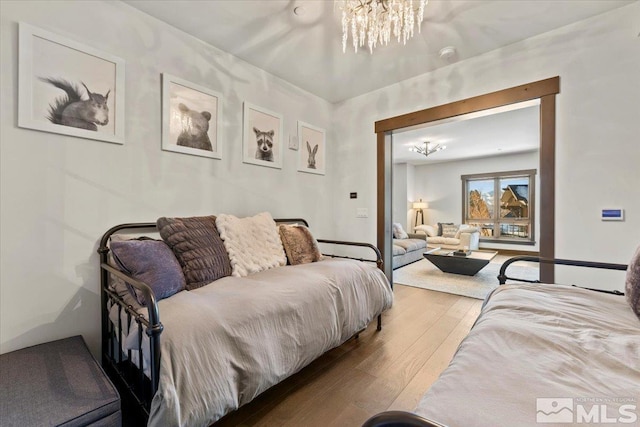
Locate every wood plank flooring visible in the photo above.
<box><xmin>213</xmin><ymin>285</ymin><xmax>483</xmax><ymax>427</ymax></box>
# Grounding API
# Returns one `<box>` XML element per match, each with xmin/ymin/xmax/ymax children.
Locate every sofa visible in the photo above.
<box><xmin>393</xmin><ymin>233</ymin><xmax>427</xmax><ymax>269</ymax></box>
<box><xmin>362</xmin><ymin>248</ymin><xmax>640</xmax><ymax>427</ymax></box>
<box><xmin>414</xmin><ymin>223</ymin><xmax>480</xmax><ymax>251</ymax></box>
<box><xmin>98</xmin><ymin>214</ymin><xmax>393</xmax><ymax>427</ymax></box>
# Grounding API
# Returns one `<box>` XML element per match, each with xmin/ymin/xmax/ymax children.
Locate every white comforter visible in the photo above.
<box><xmin>147</xmin><ymin>258</ymin><xmax>393</xmax><ymax>427</ymax></box>
<box><xmin>416</xmin><ymin>283</ymin><xmax>640</xmax><ymax>426</ymax></box>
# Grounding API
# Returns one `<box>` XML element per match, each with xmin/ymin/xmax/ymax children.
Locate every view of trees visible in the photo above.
<box><xmin>468</xmin><ymin>189</ymin><xmax>491</xmax><ymax>219</ymax></box>
<box><xmin>464</xmin><ymin>172</ymin><xmax>535</xmax><ymax>242</ymax></box>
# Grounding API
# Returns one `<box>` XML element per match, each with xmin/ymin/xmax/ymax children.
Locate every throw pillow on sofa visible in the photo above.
<box><xmin>216</xmin><ymin>212</ymin><xmax>287</xmax><ymax>277</ymax></box>
<box><xmin>625</xmin><ymin>244</ymin><xmax>640</xmax><ymax>321</ymax></box>
<box><xmin>414</xmin><ymin>224</ymin><xmax>437</xmax><ymax>237</ymax></box>
<box><xmin>392</xmin><ymin>223</ymin><xmax>409</xmax><ymax>239</ymax></box>
<box><xmin>437</xmin><ymin>222</ymin><xmax>454</xmax><ymax>236</ymax></box>
<box><xmin>110</xmin><ymin>237</ymin><xmax>186</xmax><ymax>305</ymax></box>
<box><xmin>441</xmin><ymin>224</ymin><xmax>460</xmax><ymax>238</ymax></box>
<box><xmin>157</xmin><ymin>215</ymin><xmax>232</xmax><ymax>290</ymax></box>
<box><xmin>279</xmin><ymin>224</ymin><xmax>322</xmax><ymax>265</ymax></box>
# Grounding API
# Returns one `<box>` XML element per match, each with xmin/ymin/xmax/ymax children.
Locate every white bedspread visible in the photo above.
<box><xmin>416</xmin><ymin>283</ymin><xmax>640</xmax><ymax>426</ymax></box>
<box><xmin>148</xmin><ymin>258</ymin><xmax>393</xmax><ymax>427</ymax></box>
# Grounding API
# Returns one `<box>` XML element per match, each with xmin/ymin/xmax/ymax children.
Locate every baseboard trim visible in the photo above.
<box><xmin>489</xmin><ymin>249</ymin><xmax>540</xmax><ymax>256</ymax></box>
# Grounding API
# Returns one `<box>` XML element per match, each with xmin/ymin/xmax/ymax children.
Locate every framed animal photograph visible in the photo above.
<box><xmin>161</xmin><ymin>73</ymin><xmax>223</xmax><ymax>159</ymax></box>
<box><xmin>242</xmin><ymin>103</ymin><xmax>283</xmax><ymax>169</ymax></box>
<box><xmin>297</xmin><ymin>121</ymin><xmax>326</xmax><ymax>175</ymax></box>
<box><xmin>18</xmin><ymin>22</ymin><xmax>125</xmax><ymax>144</ymax></box>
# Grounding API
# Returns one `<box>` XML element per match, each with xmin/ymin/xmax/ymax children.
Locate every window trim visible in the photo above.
<box><xmin>461</xmin><ymin>169</ymin><xmax>537</xmax><ymax>244</ymax></box>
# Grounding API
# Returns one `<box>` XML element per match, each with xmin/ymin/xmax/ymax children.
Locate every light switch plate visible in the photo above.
<box><xmin>356</xmin><ymin>208</ymin><xmax>369</xmax><ymax>218</ymax></box>
<box><xmin>289</xmin><ymin>135</ymin><xmax>299</xmax><ymax>150</ymax></box>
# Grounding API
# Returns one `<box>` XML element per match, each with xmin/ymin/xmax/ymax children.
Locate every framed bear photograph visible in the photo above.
<box><xmin>242</xmin><ymin>102</ymin><xmax>283</xmax><ymax>169</ymax></box>
<box><xmin>161</xmin><ymin>73</ymin><xmax>223</xmax><ymax>159</ymax></box>
<box><xmin>297</xmin><ymin>121</ymin><xmax>326</xmax><ymax>175</ymax></box>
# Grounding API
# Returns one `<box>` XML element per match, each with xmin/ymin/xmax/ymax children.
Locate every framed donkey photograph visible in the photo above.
<box><xmin>18</xmin><ymin>22</ymin><xmax>125</xmax><ymax>144</ymax></box>
<box><xmin>297</xmin><ymin>121</ymin><xmax>326</xmax><ymax>175</ymax></box>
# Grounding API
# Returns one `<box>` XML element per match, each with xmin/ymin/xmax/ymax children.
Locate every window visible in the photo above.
<box><xmin>462</xmin><ymin>169</ymin><xmax>536</xmax><ymax>244</ymax></box>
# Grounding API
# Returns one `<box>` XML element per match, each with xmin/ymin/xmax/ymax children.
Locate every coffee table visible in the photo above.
<box><xmin>423</xmin><ymin>248</ymin><xmax>498</xmax><ymax>276</ymax></box>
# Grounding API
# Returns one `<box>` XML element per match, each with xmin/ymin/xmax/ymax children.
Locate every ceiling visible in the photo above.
<box><xmin>392</xmin><ymin>101</ymin><xmax>540</xmax><ymax>165</ymax></box>
<box><xmin>124</xmin><ymin>0</ymin><xmax>632</xmax><ymax>103</ymax></box>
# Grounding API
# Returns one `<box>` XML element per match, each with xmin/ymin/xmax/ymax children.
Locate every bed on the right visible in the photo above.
<box><xmin>363</xmin><ymin>247</ymin><xmax>640</xmax><ymax>427</ymax></box>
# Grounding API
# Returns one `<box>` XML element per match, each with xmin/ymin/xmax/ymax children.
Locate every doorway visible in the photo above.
<box><xmin>375</xmin><ymin>77</ymin><xmax>560</xmax><ymax>284</ymax></box>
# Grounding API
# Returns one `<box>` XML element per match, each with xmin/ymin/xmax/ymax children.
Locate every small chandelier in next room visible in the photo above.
<box><xmin>411</xmin><ymin>141</ymin><xmax>446</xmax><ymax>157</ymax></box>
<box><xmin>338</xmin><ymin>0</ymin><xmax>428</xmax><ymax>53</ymax></box>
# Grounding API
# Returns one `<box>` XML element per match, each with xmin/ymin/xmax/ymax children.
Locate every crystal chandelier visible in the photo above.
<box><xmin>411</xmin><ymin>141</ymin><xmax>446</xmax><ymax>157</ymax></box>
<box><xmin>338</xmin><ymin>0</ymin><xmax>428</xmax><ymax>53</ymax></box>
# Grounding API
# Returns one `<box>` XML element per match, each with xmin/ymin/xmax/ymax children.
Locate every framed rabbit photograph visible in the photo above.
<box><xmin>297</xmin><ymin>121</ymin><xmax>325</xmax><ymax>175</ymax></box>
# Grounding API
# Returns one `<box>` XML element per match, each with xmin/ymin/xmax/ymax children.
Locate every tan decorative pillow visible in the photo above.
<box><xmin>441</xmin><ymin>224</ymin><xmax>460</xmax><ymax>238</ymax></box>
<box><xmin>279</xmin><ymin>224</ymin><xmax>322</xmax><ymax>265</ymax></box>
<box><xmin>625</xmin><ymin>245</ymin><xmax>640</xmax><ymax>321</ymax></box>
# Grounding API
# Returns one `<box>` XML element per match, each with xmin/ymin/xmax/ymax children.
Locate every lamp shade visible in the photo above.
<box><xmin>413</xmin><ymin>201</ymin><xmax>428</xmax><ymax>209</ymax></box>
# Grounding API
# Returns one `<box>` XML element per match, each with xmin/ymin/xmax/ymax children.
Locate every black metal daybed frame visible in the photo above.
<box><xmin>360</xmin><ymin>255</ymin><xmax>629</xmax><ymax>427</ymax></box>
<box><xmin>97</xmin><ymin>218</ymin><xmax>385</xmax><ymax>421</ymax></box>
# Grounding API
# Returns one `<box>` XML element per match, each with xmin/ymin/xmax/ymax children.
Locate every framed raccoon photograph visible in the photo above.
<box><xmin>18</xmin><ymin>22</ymin><xmax>125</xmax><ymax>144</ymax></box>
<box><xmin>297</xmin><ymin>121</ymin><xmax>326</xmax><ymax>175</ymax></box>
<box><xmin>161</xmin><ymin>73</ymin><xmax>223</xmax><ymax>159</ymax></box>
<box><xmin>242</xmin><ymin>102</ymin><xmax>283</xmax><ymax>169</ymax></box>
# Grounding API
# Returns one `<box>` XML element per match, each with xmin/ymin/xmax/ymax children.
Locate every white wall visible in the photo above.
<box><xmin>333</xmin><ymin>2</ymin><xmax>640</xmax><ymax>292</ymax></box>
<box><xmin>392</xmin><ymin>163</ymin><xmax>408</xmax><ymax>232</ymax></box>
<box><xmin>0</xmin><ymin>1</ymin><xmax>334</xmax><ymax>355</ymax></box>
<box><xmin>414</xmin><ymin>151</ymin><xmax>540</xmax><ymax>251</ymax></box>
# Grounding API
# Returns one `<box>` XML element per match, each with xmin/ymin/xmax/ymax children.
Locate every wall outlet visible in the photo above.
<box><xmin>356</xmin><ymin>208</ymin><xmax>368</xmax><ymax>218</ymax></box>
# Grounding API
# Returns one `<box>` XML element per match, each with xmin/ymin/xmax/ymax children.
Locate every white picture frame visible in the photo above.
<box><xmin>243</xmin><ymin>102</ymin><xmax>283</xmax><ymax>169</ymax></box>
<box><xmin>297</xmin><ymin>121</ymin><xmax>326</xmax><ymax>175</ymax></box>
<box><xmin>161</xmin><ymin>73</ymin><xmax>223</xmax><ymax>159</ymax></box>
<box><xmin>18</xmin><ymin>22</ymin><xmax>125</xmax><ymax>144</ymax></box>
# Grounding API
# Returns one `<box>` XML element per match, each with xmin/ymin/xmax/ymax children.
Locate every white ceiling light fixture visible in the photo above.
<box><xmin>411</xmin><ymin>141</ymin><xmax>446</xmax><ymax>157</ymax></box>
<box><xmin>338</xmin><ymin>0</ymin><xmax>428</xmax><ymax>54</ymax></box>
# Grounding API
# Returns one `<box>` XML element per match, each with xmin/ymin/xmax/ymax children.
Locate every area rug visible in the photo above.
<box><xmin>393</xmin><ymin>255</ymin><xmax>539</xmax><ymax>300</ymax></box>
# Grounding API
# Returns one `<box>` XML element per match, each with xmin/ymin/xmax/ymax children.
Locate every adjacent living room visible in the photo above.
<box><xmin>391</xmin><ymin>103</ymin><xmax>541</xmax><ymax>300</ymax></box>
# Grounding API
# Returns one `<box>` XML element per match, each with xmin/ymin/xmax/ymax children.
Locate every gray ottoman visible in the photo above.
<box><xmin>0</xmin><ymin>335</ymin><xmax>121</xmax><ymax>426</ymax></box>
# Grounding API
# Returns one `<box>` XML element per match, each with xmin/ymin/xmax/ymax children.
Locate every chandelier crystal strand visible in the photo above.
<box><xmin>339</xmin><ymin>0</ymin><xmax>428</xmax><ymax>54</ymax></box>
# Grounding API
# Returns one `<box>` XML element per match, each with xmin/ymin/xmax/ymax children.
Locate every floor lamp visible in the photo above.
<box><xmin>413</xmin><ymin>199</ymin><xmax>428</xmax><ymax>228</ymax></box>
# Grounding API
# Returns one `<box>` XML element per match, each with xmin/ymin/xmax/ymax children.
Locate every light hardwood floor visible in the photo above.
<box><xmin>213</xmin><ymin>285</ymin><xmax>483</xmax><ymax>427</ymax></box>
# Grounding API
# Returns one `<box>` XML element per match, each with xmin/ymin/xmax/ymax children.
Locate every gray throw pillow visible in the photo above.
<box><xmin>110</xmin><ymin>238</ymin><xmax>186</xmax><ymax>305</ymax></box>
<box><xmin>437</xmin><ymin>222</ymin><xmax>454</xmax><ymax>236</ymax></box>
<box><xmin>625</xmin><ymin>245</ymin><xmax>640</xmax><ymax>321</ymax></box>
<box><xmin>442</xmin><ymin>224</ymin><xmax>460</xmax><ymax>238</ymax></box>
<box><xmin>157</xmin><ymin>215</ymin><xmax>232</xmax><ymax>290</ymax></box>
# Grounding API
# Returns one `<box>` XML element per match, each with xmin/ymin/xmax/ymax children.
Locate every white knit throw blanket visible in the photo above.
<box><xmin>216</xmin><ymin>212</ymin><xmax>286</xmax><ymax>277</ymax></box>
